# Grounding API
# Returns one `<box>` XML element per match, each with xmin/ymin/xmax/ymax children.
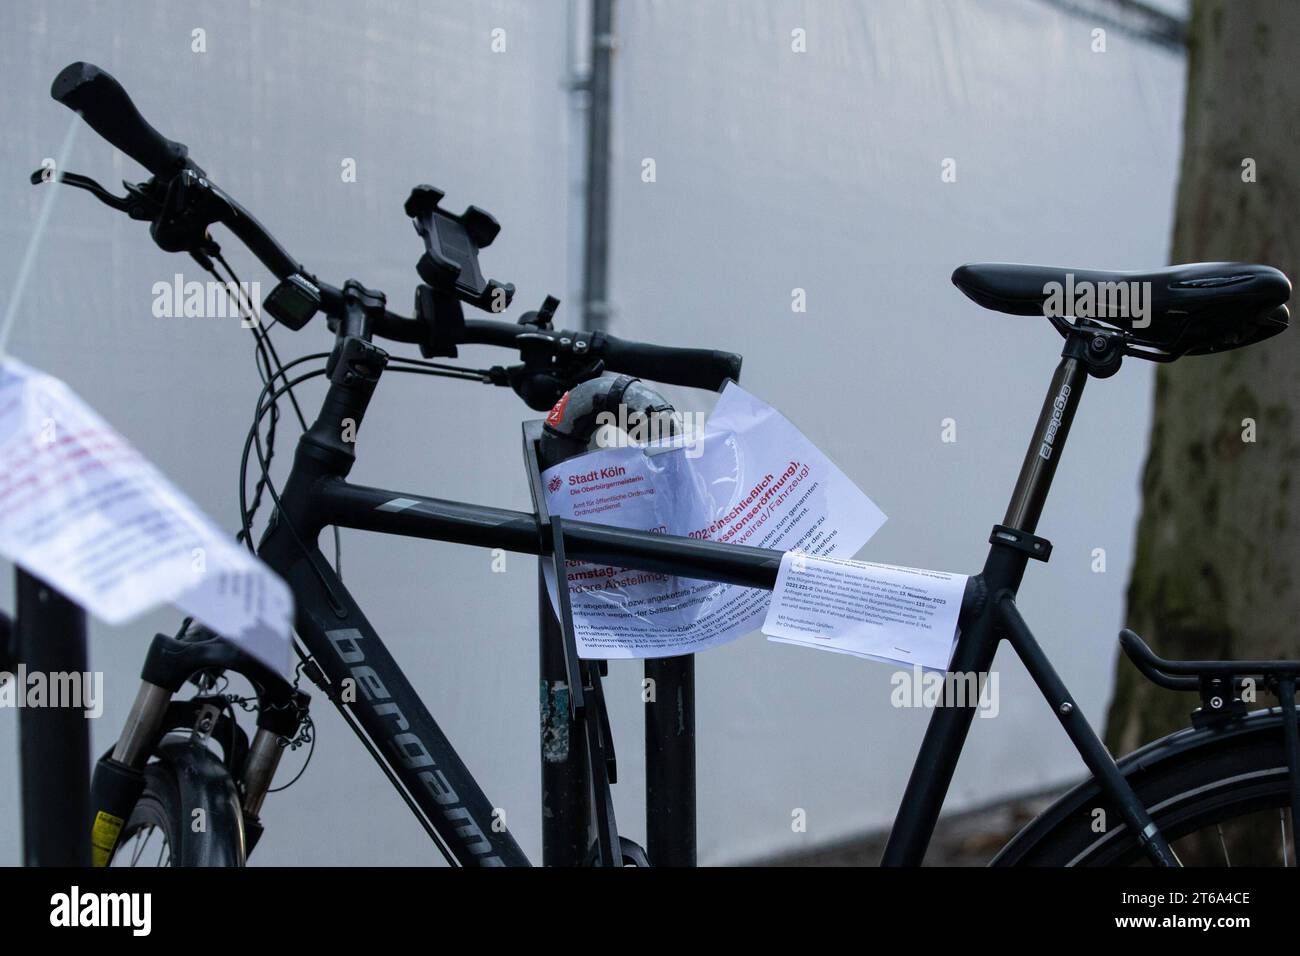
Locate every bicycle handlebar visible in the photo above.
<box><xmin>453</xmin><ymin>320</ymin><xmax>739</xmax><ymax>390</ymax></box>
<box><xmin>48</xmin><ymin>62</ymin><xmax>743</xmax><ymax>394</ymax></box>
<box><xmin>51</xmin><ymin>62</ymin><xmax>192</xmax><ymax>178</ymax></box>
<box><xmin>597</xmin><ymin>335</ymin><xmax>741</xmax><ymax>390</ymax></box>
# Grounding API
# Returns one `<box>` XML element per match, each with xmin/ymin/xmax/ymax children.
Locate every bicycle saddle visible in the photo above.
<box><xmin>952</xmin><ymin>261</ymin><xmax>1291</xmax><ymax>357</ymax></box>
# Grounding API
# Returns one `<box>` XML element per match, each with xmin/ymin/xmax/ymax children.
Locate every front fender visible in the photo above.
<box><xmin>158</xmin><ymin>738</ymin><xmax>247</xmax><ymax>867</ymax></box>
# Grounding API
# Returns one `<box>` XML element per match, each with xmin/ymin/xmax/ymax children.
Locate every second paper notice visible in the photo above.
<box><xmin>541</xmin><ymin>383</ymin><xmax>886</xmax><ymax>659</ymax></box>
<box><xmin>762</xmin><ymin>553</ymin><xmax>967</xmax><ymax>671</ymax></box>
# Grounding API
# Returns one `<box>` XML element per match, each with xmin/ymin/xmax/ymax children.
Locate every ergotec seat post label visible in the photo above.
<box><xmin>540</xmin><ymin>383</ymin><xmax>886</xmax><ymax>659</ymax></box>
<box><xmin>0</xmin><ymin>358</ymin><xmax>294</xmax><ymax>676</ymax></box>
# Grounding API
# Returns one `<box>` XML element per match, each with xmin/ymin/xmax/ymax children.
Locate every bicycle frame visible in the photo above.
<box><xmin>883</xmin><ymin>342</ymin><xmax>1178</xmax><ymax>866</ymax></box>
<box><xmin>256</xmin><ymin>323</ymin><xmax>1181</xmax><ymax>866</ymax></box>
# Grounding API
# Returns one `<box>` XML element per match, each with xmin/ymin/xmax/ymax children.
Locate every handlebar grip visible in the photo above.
<box><xmin>51</xmin><ymin>62</ymin><xmax>190</xmax><ymax>178</ymax></box>
<box><xmin>597</xmin><ymin>333</ymin><xmax>742</xmax><ymax>390</ymax></box>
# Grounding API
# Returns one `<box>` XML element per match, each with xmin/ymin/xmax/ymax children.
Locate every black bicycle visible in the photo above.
<box><xmin>41</xmin><ymin>63</ymin><xmax>1300</xmax><ymax>868</ymax></box>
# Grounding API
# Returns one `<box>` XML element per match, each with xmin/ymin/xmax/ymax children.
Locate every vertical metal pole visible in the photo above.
<box><xmin>645</xmin><ymin>655</ymin><xmax>696</xmax><ymax>865</ymax></box>
<box><xmin>578</xmin><ymin>4</ymin><xmax>699</xmax><ymax>861</ymax></box>
<box><xmin>15</xmin><ymin>569</ymin><xmax>91</xmax><ymax>866</ymax></box>
<box><xmin>582</xmin><ymin>0</ymin><xmax>615</xmax><ymax>333</ymax></box>
<box><xmin>538</xmin><ymin>562</ymin><xmax>592</xmax><ymax>866</ymax></box>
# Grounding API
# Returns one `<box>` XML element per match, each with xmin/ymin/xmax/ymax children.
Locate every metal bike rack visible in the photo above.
<box><xmin>524</xmin><ymin>412</ymin><xmax>694</xmax><ymax>867</ymax></box>
<box><xmin>4</xmin><ymin>569</ymin><xmax>91</xmax><ymax>866</ymax></box>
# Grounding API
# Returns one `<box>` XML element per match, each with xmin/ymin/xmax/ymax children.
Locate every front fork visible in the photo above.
<box><xmin>89</xmin><ymin>628</ymin><xmax>309</xmax><ymax>865</ymax></box>
<box><xmin>91</xmin><ymin>310</ymin><xmax>375</xmax><ymax>864</ymax></box>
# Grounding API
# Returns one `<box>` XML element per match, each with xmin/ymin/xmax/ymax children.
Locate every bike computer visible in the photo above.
<box><xmin>262</xmin><ymin>273</ymin><xmax>322</xmax><ymax>330</ymax></box>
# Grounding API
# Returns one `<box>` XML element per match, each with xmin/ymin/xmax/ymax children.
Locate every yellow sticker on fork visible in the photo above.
<box><xmin>91</xmin><ymin>810</ymin><xmax>125</xmax><ymax>867</ymax></box>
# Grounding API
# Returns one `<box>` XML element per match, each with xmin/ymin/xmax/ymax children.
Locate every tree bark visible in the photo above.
<box><xmin>1104</xmin><ymin>0</ymin><xmax>1300</xmax><ymax>756</ymax></box>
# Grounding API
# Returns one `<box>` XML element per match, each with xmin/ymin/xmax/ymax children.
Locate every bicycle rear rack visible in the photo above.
<box><xmin>1120</xmin><ymin>627</ymin><xmax>1300</xmax><ymax>841</ymax></box>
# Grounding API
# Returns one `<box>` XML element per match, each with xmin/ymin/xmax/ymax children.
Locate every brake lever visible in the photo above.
<box><xmin>503</xmin><ymin>357</ymin><xmax>607</xmax><ymax>411</ymax></box>
<box><xmin>29</xmin><ymin>167</ymin><xmax>159</xmax><ymax>220</ymax></box>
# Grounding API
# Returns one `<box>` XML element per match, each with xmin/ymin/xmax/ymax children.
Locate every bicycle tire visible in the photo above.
<box><xmin>996</xmin><ymin>708</ymin><xmax>1298</xmax><ymax>866</ymax></box>
<box><xmin>109</xmin><ymin>739</ymin><xmax>246</xmax><ymax>867</ymax></box>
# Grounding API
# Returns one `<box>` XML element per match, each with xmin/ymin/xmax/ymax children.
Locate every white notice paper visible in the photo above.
<box><xmin>0</xmin><ymin>358</ymin><xmax>294</xmax><ymax>676</ymax></box>
<box><xmin>541</xmin><ymin>382</ymin><xmax>886</xmax><ymax>658</ymax></box>
<box><xmin>762</xmin><ymin>553</ymin><xmax>967</xmax><ymax>671</ymax></box>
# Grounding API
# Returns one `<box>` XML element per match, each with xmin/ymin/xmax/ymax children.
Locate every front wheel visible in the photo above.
<box><xmin>109</xmin><ymin>739</ymin><xmax>246</xmax><ymax>867</ymax></box>
<box><xmin>995</xmin><ymin>708</ymin><xmax>1298</xmax><ymax>866</ymax></box>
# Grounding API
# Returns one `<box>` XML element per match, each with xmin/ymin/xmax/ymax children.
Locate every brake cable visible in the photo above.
<box><xmin>206</xmin><ymin>257</ymin><xmax>489</xmax><ymax>581</ymax></box>
<box><xmin>231</xmin><ymin>352</ymin><xmax>499</xmax><ymax>835</ymax></box>
<box><xmin>202</xmin><ymin>253</ymin><xmax>347</xmax><ymax>575</ymax></box>
<box><xmin>237</xmin><ymin>351</ymin><xmax>495</xmax><ymax>615</ymax></box>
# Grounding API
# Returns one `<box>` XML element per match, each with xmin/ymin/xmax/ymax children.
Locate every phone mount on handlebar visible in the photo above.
<box><xmin>405</xmin><ymin>185</ymin><xmax>512</xmax><ymax>309</ymax></box>
<box><xmin>405</xmin><ymin>185</ymin><xmax>515</xmax><ymax>359</ymax></box>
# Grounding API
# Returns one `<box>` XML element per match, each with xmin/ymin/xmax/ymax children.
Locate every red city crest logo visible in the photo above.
<box><xmin>547</xmin><ymin>476</ymin><xmax>563</xmax><ymax>493</ymax></box>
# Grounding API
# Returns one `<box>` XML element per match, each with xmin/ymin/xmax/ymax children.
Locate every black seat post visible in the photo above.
<box><xmin>1002</xmin><ymin>326</ymin><xmax>1122</xmax><ymax>533</ymax></box>
<box><xmin>1002</xmin><ymin>356</ymin><xmax>1087</xmax><ymax>533</ymax></box>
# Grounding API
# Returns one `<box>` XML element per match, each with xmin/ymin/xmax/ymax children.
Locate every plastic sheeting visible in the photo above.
<box><xmin>0</xmin><ymin>0</ymin><xmax>1186</xmax><ymax>864</ymax></box>
<box><xmin>607</xmin><ymin>0</ymin><xmax>1185</xmax><ymax>861</ymax></box>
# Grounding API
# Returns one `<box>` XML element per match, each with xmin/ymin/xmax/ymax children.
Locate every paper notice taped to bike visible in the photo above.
<box><xmin>762</xmin><ymin>553</ymin><xmax>965</xmax><ymax>670</ymax></box>
<box><xmin>541</xmin><ymin>382</ymin><xmax>886</xmax><ymax>658</ymax></box>
<box><xmin>0</xmin><ymin>358</ymin><xmax>294</xmax><ymax>676</ymax></box>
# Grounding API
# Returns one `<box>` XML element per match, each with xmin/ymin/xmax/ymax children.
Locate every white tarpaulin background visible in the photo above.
<box><xmin>0</xmin><ymin>0</ymin><xmax>1185</xmax><ymax>864</ymax></box>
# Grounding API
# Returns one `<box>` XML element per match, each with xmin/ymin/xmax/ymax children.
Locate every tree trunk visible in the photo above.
<box><xmin>1104</xmin><ymin>0</ymin><xmax>1300</xmax><ymax>756</ymax></box>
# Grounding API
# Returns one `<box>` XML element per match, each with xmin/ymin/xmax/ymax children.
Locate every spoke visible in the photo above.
<box><xmin>116</xmin><ymin>825</ymin><xmax>174</xmax><ymax>868</ymax></box>
<box><xmin>1280</xmin><ymin>810</ymin><xmax>1289</xmax><ymax>867</ymax></box>
<box><xmin>1216</xmin><ymin>824</ymin><xmax>1231</xmax><ymax>867</ymax></box>
<box><xmin>129</xmin><ymin>828</ymin><xmax>152</xmax><ymax>867</ymax></box>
